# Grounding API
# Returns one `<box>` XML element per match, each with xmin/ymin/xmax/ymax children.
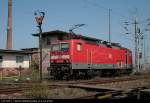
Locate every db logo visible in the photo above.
<box><xmin>108</xmin><ymin>54</ymin><xmax>112</xmax><ymax>59</ymax></box>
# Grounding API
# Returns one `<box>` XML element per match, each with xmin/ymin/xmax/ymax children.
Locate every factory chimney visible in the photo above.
<box><xmin>6</xmin><ymin>0</ymin><xmax>12</xmax><ymax>49</ymax></box>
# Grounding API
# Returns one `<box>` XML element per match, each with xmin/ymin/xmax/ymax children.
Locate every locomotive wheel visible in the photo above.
<box><xmin>103</xmin><ymin>70</ymin><xmax>112</xmax><ymax>76</ymax></box>
<box><xmin>96</xmin><ymin>70</ymin><xmax>102</xmax><ymax>77</ymax></box>
<box><xmin>74</xmin><ymin>70</ymin><xmax>86</xmax><ymax>80</ymax></box>
<box><xmin>87</xmin><ymin>70</ymin><xmax>95</xmax><ymax>78</ymax></box>
<box><xmin>79</xmin><ymin>71</ymin><xmax>85</xmax><ymax>79</ymax></box>
<box><xmin>50</xmin><ymin>67</ymin><xmax>59</xmax><ymax>80</ymax></box>
<box><xmin>62</xmin><ymin>66</ymin><xmax>71</xmax><ymax>80</ymax></box>
<box><xmin>56</xmin><ymin>68</ymin><xmax>62</xmax><ymax>80</ymax></box>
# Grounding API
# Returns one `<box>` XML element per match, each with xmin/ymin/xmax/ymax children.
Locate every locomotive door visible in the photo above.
<box><xmin>117</xmin><ymin>60</ymin><xmax>123</xmax><ymax>69</ymax></box>
<box><xmin>126</xmin><ymin>51</ymin><xmax>128</xmax><ymax>68</ymax></box>
<box><xmin>87</xmin><ymin>49</ymin><xmax>92</xmax><ymax>69</ymax></box>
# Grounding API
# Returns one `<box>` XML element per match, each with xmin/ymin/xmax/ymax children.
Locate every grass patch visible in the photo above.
<box><xmin>48</xmin><ymin>88</ymin><xmax>88</xmax><ymax>99</ymax></box>
<box><xmin>23</xmin><ymin>83</ymin><xmax>50</xmax><ymax>99</ymax></box>
<box><xmin>23</xmin><ymin>83</ymin><xmax>89</xmax><ymax>99</ymax></box>
<box><xmin>0</xmin><ymin>76</ymin><xmax>20</xmax><ymax>83</ymax></box>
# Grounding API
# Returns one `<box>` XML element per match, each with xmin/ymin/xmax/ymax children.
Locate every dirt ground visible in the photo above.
<box><xmin>1</xmin><ymin>69</ymin><xmax>150</xmax><ymax>99</ymax></box>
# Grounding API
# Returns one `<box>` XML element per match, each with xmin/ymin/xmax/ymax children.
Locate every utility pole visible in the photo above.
<box><xmin>34</xmin><ymin>11</ymin><xmax>45</xmax><ymax>82</ymax></box>
<box><xmin>124</xmin><ymin>17</ymin><xmax>150</xmax><ymax>72</ymax></box>
<box><xmin>143</xmin><ymin>34</ymin><xmax>146</xmax><ymax>69</ymax></box>
<box><xmin>138</xmin><ymin>34</ymin><xmax>143</xmax><ymax>71</ymax></box>
<box><xmin>108</xmin><ymin>9</ymin><xmax>111</xmax><ymax>43</ymax></box>
<box><xmin>140</xmin><ymin>35</ymin><xmax>144</xmax><ymax>70</ymax></box>
<box><xmin>134</xmin><ymin>17</ymin><xmax>138</xmax><ymax>72</ymax></box>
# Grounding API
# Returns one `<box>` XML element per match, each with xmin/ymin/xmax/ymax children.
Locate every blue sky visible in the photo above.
<box><xmin>0</xmin><ymin>0</ymin><xmax>150</xmax><ymax>56</ymax></box>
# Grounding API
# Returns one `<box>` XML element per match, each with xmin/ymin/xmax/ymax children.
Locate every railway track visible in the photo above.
<box><xmin>1</xmin><ymin>73</ymin><xmax>149</xmax><ymax>86</ymax></box>
<box><xmin>53</xmin><ymin>75</ymin><xmax>150</xmax><ymax>99</ymax></box>
<box><xmin>0</xmin><ymin>84</ymin><xmax>68</xmax><ymax>95</ymax></box>
<box><xmin>0</xmin><ymin>87</ymin><xmax>26</xmax><ymax>94</ymax></box>
<box><xmin>71</xmin><ymin>87</ymin><xmax>149</xmax><ymax>99</ymax></box>
<box><xmin>53</xmin><ymin>75</ymin><xmax>148</xmax><ymax>86</ymax></box>
<box><xmin>1</xmin><ymin>74</ymin><xmax>150</xmax><ymax>99</ymax></box>
<box><xmin>72</xmin><ymin>90</ymin><xmax>122</xmax><ymax>99</ymax></box>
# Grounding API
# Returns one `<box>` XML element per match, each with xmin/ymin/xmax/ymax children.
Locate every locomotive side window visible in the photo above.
<box><xmin>51</xmin><ymin>44</ymin><xmax>60</xmax><ymax>51</ymax></box>
<box><xmin>77</xmin><ymin>43</ymin><xmax>82</xmax><ymax>51</ymax></box>
<box><xmin>61</xmin><ymin>43</ymin><xmax>69</xmax><ymax>51</ymax></box>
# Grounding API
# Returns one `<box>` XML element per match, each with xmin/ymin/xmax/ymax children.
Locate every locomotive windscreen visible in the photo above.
<box><xmin>51</xmin><ymin>43</ymin><xmax>69</xmax><ymax>51</ymax></box>
<box><xmin>61</xmin><ymin>43</ymin><xmax>69</xmax><ymax>51</ymax></box>
<box><xmin>51</xmin><ymin>44</ymin><xmax>60</xmax><ymax>51</ymax></box>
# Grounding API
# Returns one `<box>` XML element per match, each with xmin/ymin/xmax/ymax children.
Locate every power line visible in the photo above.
<box><xmin>108</xmin><ymin>9</ymin><xmax>111</xmax><ymax>43</ymax></box>
<box><xmin>82</xmin><ymin>0</ymin><xmax>133</xmax><ymax>21</ymax></box>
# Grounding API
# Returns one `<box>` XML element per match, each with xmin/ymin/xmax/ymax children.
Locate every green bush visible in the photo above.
<box><xmin>30</xmin><ymin>60</ymin><xmax>39</xmax><ymax>71</ymax></box>
<box><xmin>29</xmin><ymin>60</ymin><xmax>39</xmax><ymax>81</ymax></box>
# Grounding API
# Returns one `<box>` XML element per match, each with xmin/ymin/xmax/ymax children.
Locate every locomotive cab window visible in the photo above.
<box><xmin>51</xmin><ymin>44</ymin><xmax>60</xmax><ymax>51</ymax></box>
<box><xmin>77</xmin><ymin>43</ymin><xmax>82</xmax><ymax>51</ymax></box>
<box><xmin>61</xmin><ymin>43</ymin><xmax>69</xmax><ymax>51</ymax></box>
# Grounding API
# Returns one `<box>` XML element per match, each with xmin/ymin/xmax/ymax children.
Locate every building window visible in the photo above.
<box><xmin>16</xmin><ymin>56</ymin><xmax>24</xmax><ymax>63</ymax></box>
<box><xmin>0</xmin><ymin>56</ymin><xmax>3</xmax><ymax>62</ymax></box>
<box><xmin>77</xmin><ymin>43</ymin><xmax>82</xmax><ymax>51</ymax></box>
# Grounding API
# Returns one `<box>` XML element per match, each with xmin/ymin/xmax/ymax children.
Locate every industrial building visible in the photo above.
<box><xmin>0</xmin><ymin>49</ymin><xmax>32</xmax><ymax>77</ymax></box>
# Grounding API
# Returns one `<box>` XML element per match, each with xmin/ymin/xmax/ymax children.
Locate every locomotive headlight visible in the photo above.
<box><xmin>51</xmin><ymin>55</ymin><xmax>59</xmax><ymax>59</ymax></box>
<box><xmin>61</xmin><ymin>55</ymin><xmax>70</xmax><ymax>59</ymax></box>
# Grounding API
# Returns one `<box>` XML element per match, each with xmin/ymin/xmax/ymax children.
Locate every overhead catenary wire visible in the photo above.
<box><xmin>82</xmin><ymin>0</ymin><xmax>133</xmax><ymax>21</ymax></box>
<box><xmin>82</xmin><ymin>0</ymin><xmax>150</xmax><ymax>71</ymax></box>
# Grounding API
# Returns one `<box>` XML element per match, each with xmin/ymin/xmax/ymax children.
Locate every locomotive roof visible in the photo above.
<box><xmin>32</xmin><ymin>30</ymin><xmax>130</xmax><ymax>51</ymax></box>
<box><xmin>32</xmin><ymin>30</ymin><xmax>68</xmax><ymax>37</ymax></box>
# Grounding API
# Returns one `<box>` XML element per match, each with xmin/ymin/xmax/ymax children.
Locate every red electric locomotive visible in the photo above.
<box><xmin>49</xmin><ymin>34</ymin><xmax>133</xmax><ymax>80</ymax></box>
